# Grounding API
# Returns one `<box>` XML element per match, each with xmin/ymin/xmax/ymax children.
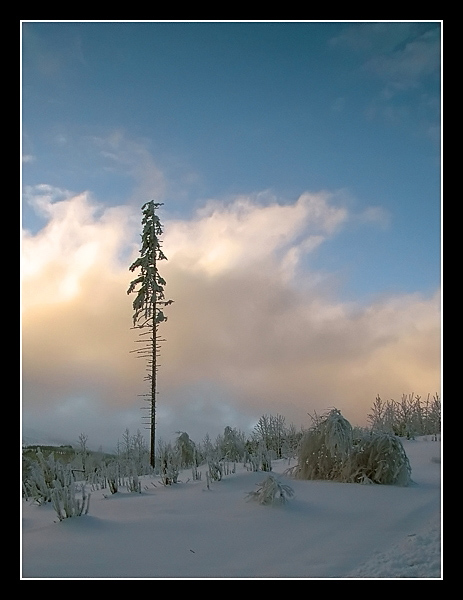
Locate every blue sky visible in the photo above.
<box><xmin>21</xmin><ymin>21</ymin><xmax>441</xmax><ymax>450</ymax></box>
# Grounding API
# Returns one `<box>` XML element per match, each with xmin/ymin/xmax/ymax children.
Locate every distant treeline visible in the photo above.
<box><xmin>22</xmin><ymin>444</ymin><xmax>115</xmax><ymax>463</ymax></box>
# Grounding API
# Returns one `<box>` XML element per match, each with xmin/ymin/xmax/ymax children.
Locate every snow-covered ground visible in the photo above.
<box><xmin>21</xmin><ymin>436</ymin><xmax>441</xmax><ymax>579</ymax></box>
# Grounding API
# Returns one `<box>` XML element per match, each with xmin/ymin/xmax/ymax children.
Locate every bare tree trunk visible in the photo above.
<box><xmin>150</xmin><ymin>218</ymin><xmax>157</xmax><ymax>470</ymax></box>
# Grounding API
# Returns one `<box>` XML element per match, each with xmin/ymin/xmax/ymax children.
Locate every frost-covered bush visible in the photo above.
<box><xmin>115</xmin><ymin>428</ymin><xmax>152</xmax><ymax>477</ymax></box>
<box><xmin>102</xmin><ymin>461</ymin><xmax>120</xmax><ymax>494</ymax></box>
<box><xmin>207</xmin><ymin>459</ymin><xmax>223</xmax><ymax>482</ymax></box>
<box><xmin>292</xmin><ymin>409</ymin><xmax>353</xmax><ymax>481</ymax></box>
<box><xmin>246</xmin><ymin>474</ymin><xmax>295</xmax><ymax>505</ymax></box>
<box><xmin>124</xmin><ymin>462</ymin><xmax>142</xmax><ymax>493</ymax></box>
<box><xmin>157</xmin><ymin>440</ymin><xmax>180</xmax><ymax>485</ymax></box>
<box><xmin>22</xmin><ymin>448</ymin><xmax>91</xmax><ymax>519</ymax></box>
<box><xmin>125</xmin><ymin>475</ymin><xmax>141</xmax><ymax>493</ymax></box>
<box><xmin>368</xmin><ymin>393</ymin><xmax>441</xmax><ymax>439</ymax></box>
<box><xmin>289</xmin><ymin>408</ymin><xmax>412</xmax><ymax>486</ymax></box>
<box><xmin>23</xmin><ymin>450</ymin><xmax>71</xmax><ymax>504</ymax></box>
<box><xmin>282</xmin><ymin>423</ymin><xmax>305</xmax><ymax>460</ymax></box>
<box><xmin>201</xmin><ymin>433</ymin><xmax>226</xmax><ymax>482</ymax></box>
<box><xmin>252</xmin><ymin>414</ymin><xmax>287</xmax><ymax>459</ymax></box>
<box><xmin>191</xmin><ymin>462</ymin><xmax>202</xmax><ymax>481</ymax></box>
<box><xmin>342</xmin><ymin>433</ymin><xmax>412</xmax><ymax>486</ymax></box>
<box><xmin>51</xmin><ymin>480</ymin><xmax>90</xmax><ymax>521</ymax></box>
<box><xmin>245</xmin><ymin>439</ymin><xmax>273</xmax><ymax>472</ymax></box>
<box><xmin>217</xmin><ymin>426</ymin><xmax>247</xmax><ymax>462</ymax></box>
<box><xmin>174</xmin><ymin>432</ymin><xmax>196</xmax><ymax>468</ymax></box>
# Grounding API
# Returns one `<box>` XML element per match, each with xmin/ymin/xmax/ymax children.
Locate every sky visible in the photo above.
<box><xmin>21</xmin><ymin>21</ymin><xmax>442</xmax><ymax>452</ymax></box>
<box><xmin>21</xmin><ymin>436</ymin><xmax>441</xmax><ymax>578</ymax></box>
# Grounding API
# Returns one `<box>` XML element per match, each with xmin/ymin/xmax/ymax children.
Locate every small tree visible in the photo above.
<box><xmin>282</xmin><ymin>422</ymin><xmax>304</xmax><ymax>460</ymax></box>
<box><xmin>217</xmin><ymin>426</ymin><xmax>246</xmax><ymax>462</ymax></box>
<box><xmin>427</xmin><ymin>394</ymin><xmax>441</xmax><ymax>439</ymax></box>
<box><xmin>252</xmin><ymin>413</ymin><xmax>287</xmax><ymax>459</ymax></box>
<box><xmin>128</xmin><ymin>201</ymin><xmax>173</xmax><ymax>469</ymax></box>
<box><xmin>368</xmin><ymin>393</ymin><xmax>441</xmax><ymax>438</ymax></box>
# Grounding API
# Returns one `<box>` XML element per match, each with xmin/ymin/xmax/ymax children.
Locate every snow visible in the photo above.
<box><xmin>21</xmin><ymin>436</ymin><xmax>441</xmax><ymax>579</ymax></box>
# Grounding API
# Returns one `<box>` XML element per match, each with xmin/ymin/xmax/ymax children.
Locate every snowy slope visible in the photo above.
<box><xmin>21</xmin><ymin>437</ymin><xmax>441</xmax><ymax>579</ymax></box>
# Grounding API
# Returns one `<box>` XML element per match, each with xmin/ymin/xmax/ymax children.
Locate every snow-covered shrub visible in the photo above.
<box><xmin>201</xmin><ymin>433</ymin><xmax>226</xmax><ymax>481</ymax></box>
<box><xmin>157</xmin><ymin>441</ymin><xmax>180</xmax><ymax>485</ymax></box>
<box><xmin>282</xmin><ymin>423</ymin><xmax>304</xmax><ymax>460</ymax></box>
<box><xmin>252</xmin><ymin>414</ymin><xmax>287</xmax><ymax>459</ymax></box>
<box><xmin>108</xmin><ymin>478</ymin><xmax>118</xmax><ymax>494</ymax></box>
<box><xmin>343</xmin><ymin>433</ymin><xmax>412</xmax><ymax>486</ymax></box>
<box><xmin>217</xmin><ymin>426</ymin><xmax>246</xmax><ymax>462</ymax></box>
<box><xmin>259</xmin><ymin>445</ymin><xmax>272</xmax><ymax>471</ymax></box>
<box><xmin>289</xmin><ymin>409</ymin><xmax>412</xmax><ymax>486</ymax></box>
<box><xmin>102</xmin><ymin>461</ymin><xmax>120</xmax><ymax>494</ymax></box>
<box><xmin>22</xmin><ymin>449</ymin><xmax>91</xmax><ymax>519</ymax></box>
<box><xmin>125</xmin><ymin>475</ymin><xmax>141</xmax><ymax>493</ymax></box>
<box><xmin>175</xmin><ymin>432</ymin><xmax>196</xmax><ymax>468</ymax></box>
<box><xmin>221</xmin><ymin>460</ymin><xmax>236</xmax><ymax>476</ymax></box>
<box><xmin>246</xmin><ymin>455</ymin><xmax>258</xmax><ymax>472</ymax></box>
<box><xmin>207</xmin><ymin>459</ymin><xmax>223</xmax><ymax>482</ymax></box>
<box><xmin>246</xmin><ymin>474</ymin><xmax>295</xmax><ymax>506</ymax></box>
<box><xmin>124</xmin><ymin>429</ymin><xmax>151</xmax><ymax>475</ymax></box>
<box><xmin>292</xmin><ymin>409</ymin><xmax>353</xmax><ymax>481</ymax></box>
<box><xmin>245</xmin><ymin>439</ymin><xmax>273</xmax><ymax>472</ymax></box>
<box><xmin>115</xmin><ymin>428</ymin><xmax>152</xmax><ymax>478</ymax></box>
<box><xmin>23</xmin><ymin>450</ymin><xmax>71</xmax><ymax>504</ymax></box>
<box><xmin>191</xmin><ymin>463</ymin><xmax>202</xmax><ymax>480</ymax></box>
<box><xmin>124</xmin><ymin>462</ymin><xmax>142</xmax><ymax>493</ymax></box>
<box><xmin>51</xmin><ymin>480</ymin><xmax>90</xmax><ymax>521</ymax></box>
<box><xmin>368</xmin><ymin>393</ymin><xmax>441</xmax><ymax>438</ymax></box>
<box><xmin>367</xmin><ymin>395</ymin><xmax>396</xmax><ymax>434</ymax></box>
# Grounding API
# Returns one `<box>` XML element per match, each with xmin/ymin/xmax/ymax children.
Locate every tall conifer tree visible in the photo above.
<box><xmin>127</xmin><ymin>201</ymin><xmax>173</xmax><ymax>468</ymax></box>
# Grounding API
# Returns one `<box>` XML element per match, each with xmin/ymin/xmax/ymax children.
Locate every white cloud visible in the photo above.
<box><xmin>22</xmin><ymin>184</ymin><xmax>74</xmax><ymax>221</ymax></box>
<box><xmin>21</xmin><ymin>191</ymin><xmax>441</xmax><ymax>448</ymax></box>
<box><xmin>22</xmin><ymin>190</ymin><xmax>136</xmax><ymax>307</ymax></box>
<box><xmin>164</xmin><ymin>192</ymin><xmax>347</xmax><ymax>277</ymax></box>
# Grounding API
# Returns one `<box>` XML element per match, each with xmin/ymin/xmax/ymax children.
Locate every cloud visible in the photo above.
<box><xmin>164</xmin><ymin>192</ymin><xmax>347</xmax><ymax>277</ymax></box>
<box><xmin>329</xmin><ymin>23</ymin><xmax>441</xmax><ymax>135</ymax></box>
<box><xmin>91</xmin><ymin>132</ymin><xmax>168</xmax><ymax>207</ymax></box>
<box><xmin>21</xmin><ymin>130</ymin><xmax>170</xmax><ymax>228</ymax></box>
<box><xmin>21</xmin><ymin>191</ymin><xmax>441</xmax><ymax>450</ymax></box>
